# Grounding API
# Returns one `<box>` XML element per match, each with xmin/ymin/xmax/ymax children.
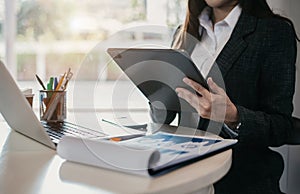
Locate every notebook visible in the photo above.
<box><xmin>57</xmin><ymin>131</ymin><xmax>237</xmax><ymax>176</ymax></box>
<box><xmin>0</xmin><ymin>61</ymin><xmax>105</xmax><ymax>149</ymax></box>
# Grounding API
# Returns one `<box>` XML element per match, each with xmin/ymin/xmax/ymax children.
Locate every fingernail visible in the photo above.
<box><xmin>175</xmin><ymin>89</ymin><xmax>181</xmax><ymax>96</ymax></box>
<box><xmin>183</xmin><ymin>78</ymin><xmax>189</xmax><ymax>83</ymax></box>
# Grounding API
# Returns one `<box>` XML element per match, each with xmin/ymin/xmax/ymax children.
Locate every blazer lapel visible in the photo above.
<box><xmin>215</xmin><ymin>12</ymin><xmax>257</xmax><ymax>78</ymax></box>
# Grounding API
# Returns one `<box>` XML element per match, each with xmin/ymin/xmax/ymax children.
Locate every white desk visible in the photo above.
<box><xmin>0</xmin><ymin>116</ymin><xmax>232</xmax><ymax>194</ymax></box>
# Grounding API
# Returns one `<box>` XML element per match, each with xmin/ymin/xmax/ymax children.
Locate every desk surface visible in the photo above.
<box><xmin>0</xmin><ymin>113</ymin><xmax>232</xmax><ymax>194</ymax></box>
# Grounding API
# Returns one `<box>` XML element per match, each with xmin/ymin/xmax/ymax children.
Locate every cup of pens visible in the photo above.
<box><xmin>40</xmin><ymin>90</ymin><xmax>67</xmax><ymax>122</ymax></box>
<box><xmin>36</xmin><ymin>68</ymin><xmax>72</xmax><ymax>122</ymax></box>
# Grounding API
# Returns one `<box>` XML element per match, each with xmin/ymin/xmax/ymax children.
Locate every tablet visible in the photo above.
<box><xmin>107</xmin><ymin>48</ymin><xmax>208</xmax><ymax>111</ymax></box>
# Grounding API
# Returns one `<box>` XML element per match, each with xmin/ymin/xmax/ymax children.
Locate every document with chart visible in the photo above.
<box><xmin>57</xmin><ymin>132</ymin><xmax>237</xmax><ymax>177</ymax></box>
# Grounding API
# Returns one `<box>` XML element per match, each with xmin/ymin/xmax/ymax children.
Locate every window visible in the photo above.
<box><xmin>1</xmin><ymin>0</ymin><xmax>186</xmax><ymax>81</ymax></box>
<box><xmin>1</xmin><ymin>0</ymin><xmax>186</xmax><ymax>112</ymax></box>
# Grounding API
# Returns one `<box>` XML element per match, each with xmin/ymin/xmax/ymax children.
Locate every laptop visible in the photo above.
<box><xmin>0</xmin><ymin>61</ymin><xmax>105</xmax><ymax>149</ymax></box>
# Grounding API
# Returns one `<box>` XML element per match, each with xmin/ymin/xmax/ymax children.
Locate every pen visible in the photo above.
<box><xmin>54</xmin><ymin>77</ymin><xmax>58</xmax><ymax>89</ymax></box>
<box><xmin>35</xmin><ymin>74</ymin><xmax>46</xmax><ymax>90</ymax></box>
<box><xmin>49</xmin><ymin>77</ymin><xmax>54</xmax><ymax>90</ymax></box>
<box><xmin>101</xmin><ymin>118</ymin><xmax>122</xmax><ymax>127</ymax></box>
<box><xmin>101</xmin><ymin>118</ymin><xmax>147</xmax><ymax>131</ymax></box>
<box><xmin>40</xmin><ymin>92</ymin><xmax>45</xmax><ymax>115</ymax></box>
<box><xmin>47</xmin><ymin>83</ymin><xmax>52</xmax><ymax>91</ymax></box>
<box><xmin>107</xmin><ymin>134</ymin><xmax>144</xmax><ymax>142</ymax></box>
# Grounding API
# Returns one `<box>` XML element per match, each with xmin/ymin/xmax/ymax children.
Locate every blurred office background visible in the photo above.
<box><xmin>0</xmin><ymin>0</ymin><xmax>186</xmax><ymax>81</ymax></box>
<box><xmin>0</xmin><ymin>0</ymin><xmax>186</xmax><ymax>111</ymax></box>
<box><xmin>0</xmin><ymin>0</ymin><xmax>299</xmax><ymax>193</ymax></box>
<box><xmin>0</xmin><ymin>0</ymin><xmax>187</xmax><ymax>112</ymax></box>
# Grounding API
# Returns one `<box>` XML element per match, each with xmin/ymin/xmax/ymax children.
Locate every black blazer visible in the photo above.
<box><xmin>150</xmin><ymin>11</ymin><xmax>297</xmax><ymax>194</ymax></box>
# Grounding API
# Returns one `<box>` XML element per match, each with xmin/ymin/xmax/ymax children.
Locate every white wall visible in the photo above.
<box><xmin>289</xmin><ymin>1</ymin><xmax>300</xmax><ymax>118</ymax></box>
<box><xmin>267</xmin><ymin>0</ymin><xmax>300</xmax><ymax>118</ymax></box>
<box><xmin>267</xmin><ymin>1</ymin><xmax>300</xmax><ymax>194</ymax></box>
<box><xmin>285</xmin><ymin>3</ymin><xmax>300</xmax><ymax>193</ymax></box>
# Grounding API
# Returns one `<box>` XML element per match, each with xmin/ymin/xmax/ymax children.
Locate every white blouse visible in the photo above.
<box><xmin>191</xmin><ymin>5</ymin><xmax>242</xmax><ymax>78</ymax></box>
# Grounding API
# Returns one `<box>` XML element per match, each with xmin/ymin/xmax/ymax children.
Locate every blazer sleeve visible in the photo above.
<box><xmin>236</xmin><ymin>20</ymin><xmax>297</xmax><ymax>147</ymax></box>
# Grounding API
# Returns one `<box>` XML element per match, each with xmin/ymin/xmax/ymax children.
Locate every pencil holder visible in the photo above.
<box><xmin>39</xmin><ymin>90</ymin><xmax>66</xmax><ymax>122</ymax></box>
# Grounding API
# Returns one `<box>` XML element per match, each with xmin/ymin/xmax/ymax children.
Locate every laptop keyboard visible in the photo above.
<box><xmin>41</xmin><ymin>121</ymin><xmax>106</xmax><ymax>144</ymax></box>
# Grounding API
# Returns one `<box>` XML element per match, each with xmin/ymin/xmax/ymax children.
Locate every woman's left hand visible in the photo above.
<box><xmin>176</xmin><ymin>77</ymin><xmax>239</xmax><ymax>125</ymax></box>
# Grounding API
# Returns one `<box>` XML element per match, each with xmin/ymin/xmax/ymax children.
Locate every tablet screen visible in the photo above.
<box><xmin>107</xmin><ymin>48</ymin><xmax>209</xmax><ymax>112</ymax></box>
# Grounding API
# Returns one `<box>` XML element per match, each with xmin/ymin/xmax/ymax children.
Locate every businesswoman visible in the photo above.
<box><xmin>150</xmin><ymin>0</ymin><xmax>298</xmax><ymax>193</ymax></box>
